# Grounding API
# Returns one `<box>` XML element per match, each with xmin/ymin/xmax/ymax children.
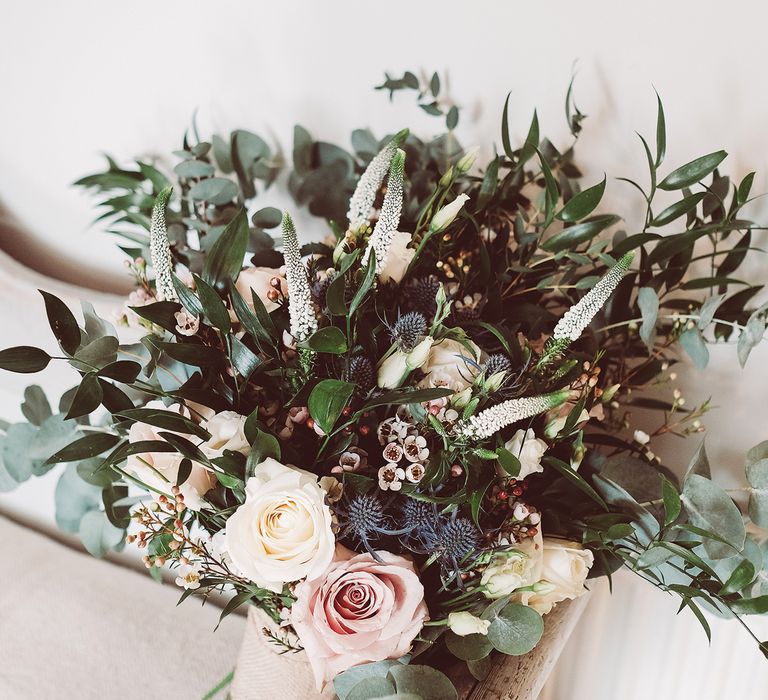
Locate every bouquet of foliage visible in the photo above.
<box><xmin>2</xmin><ymin>73</ymin><xmax>768</xmax><ymax>698</ymax></box>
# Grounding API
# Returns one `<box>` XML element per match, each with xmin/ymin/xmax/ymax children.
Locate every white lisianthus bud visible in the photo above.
<box><xmin>448</xmin><ymin>611</ymin><xmax>491</xmax><ymax>637</ymax></box>
<box><xmin>452</xmin><ymin>387</ymin><xmax>473</xmax><ymax>409</ymax></box>
<box><xmin>456</xmin><ymin>147</ymin><xmax>479</xmax><ymax>173</ymax></box>
<box><xmin>429</xmin><ymin>193</ymin><xmax>470</xmax><ymax>233</ymax></box>
<box><xmin>377</xmin><ymin>350</ymin><xmax>409</xmax><ymax>389</ymax></box>
<box><xmin>405</xmin><ymin>336</ymin><xmax>435</xmax><ymax>370</ymax></box>
<box><xmin>633</xmin><ymin>429</ymin><xmax>650</xmax><ymax>445</ymax></box>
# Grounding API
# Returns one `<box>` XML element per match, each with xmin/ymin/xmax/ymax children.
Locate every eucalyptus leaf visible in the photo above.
<box><xmin>679</xmin><ymin>328</ymin><xmax>709</xmax><ymax>370</ymax></box>
<box><xmin>681</xmin><ymin>474</ymin><xmax>745</xmax><ymax>559</ymax></box>
<box><xmin>386</xmin><ymin>665</ymin><xmax>458</xmax><ymax>700</ymax></box>
<box><xmin>189</xmin><ymin>177</ymin><xmax>238</xmax><ymax>205</ymax></box>
<box><xmin>637</xmin><ymin>287</ymin><xmax>659</xmax><ymax>352</ymax></box>
<box><xmin>78</xmin><ymin>508</ymin><xmax>124</xmax><ymax>557</ymax></box>
<box><xmin>21</xmin><ymin>385</ymin><xmax>52</xmax><ymax>425</ymax></box>
<box><xmin>483</xmin><ymin>603</ymin><xmax>543</xmax><ymax>656</ymax></box>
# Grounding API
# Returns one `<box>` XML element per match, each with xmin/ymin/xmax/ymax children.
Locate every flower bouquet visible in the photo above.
<box><xmin>2</xmin><ymin>73</ymin><xmax>768</xmax><ymax>699</ymax></box>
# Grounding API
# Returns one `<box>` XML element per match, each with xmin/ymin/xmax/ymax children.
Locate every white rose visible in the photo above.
<box><xmin>125</xmin><ymin>400</ymin><xmax>215</xmax><ymax>511</ymax></box>
<box><xmin>481</xmin><ymin>532</ymin><xmax>543</xmax><ymax>599</ymax></box>
<box><xmin>516</xmin><ymin>538</ymin><xmax>594</xmax><ymax>615</ymax></box>
<box><xmin>201</xmin><ymin>411</ymin><xmax>250</xmax><ymax>458</ymax></box>
<box><xmin>502</xmin><ymin>429</ymin><xmax>548</xmax><ymax>480</ymax></box>
<box><xmin>378</xmin><ymin>231</ymin><xmax>416</xmax><ymax>284</ymax></box>
<box><xmin>418</xmin><ymin>338</ymin><xmax>481</xmax><ymax>393</ymax></box>
<box><xmin>225</xmin><ymin>458</ymin><xmax>335</xmax><ymax>592</ymax></box>
<box><xmin>234</xmin><ymin>266</ymin><xmax>287</xmax><ymax>314</ymax></box>
<box><xmin>448</xmin><ymin>611</ymin><xmax>490</xmax><ymax>637</ymax></box>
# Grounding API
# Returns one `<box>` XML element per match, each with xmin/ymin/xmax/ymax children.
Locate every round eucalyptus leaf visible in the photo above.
<box><xmin>387</xmin><ymin>665</ymin><xmax>458</xmax><ymax>700</ymax></box>
<box><xmin>682</xmin><ymin>474</ymin><xmax>746</xmax><ymax>559</ymax></box>
<box><xmin>1</xmin><ymin>423</ymin><xmax>41</xmax><ymax>482</ymax></box>
<box><xmin>0</xmin><ymin>447</ymin><xmax>20</xmax><ymax>492</ymax></box>
<box><xmin>189</xmin><ymin>177</ymin><xmax>238</xmax><ymax>205</ymax></box>
<box><xmin>78</xmin><ymin>509</ymin><xmax>124</xmax><ymax>558</ymax></box>
<box><xmin>54</xmin><ymin>464</ymin><xmax>101</xmax><ymax>533</ymax></box>
<box><xmin>485</xmin><ymin>603</ymin><xmax>544</xmax><ymax>656</ymax></box>
<box><xmin>333</xmin><ymin>661</ymin><xmax>400</xmax><ymax>700</ymax></box>
<box><xmin>174</xmin><ymin>160</ymin><xmax>215</xmax><ymax>178</ymax></box>
<box><xmin>29</xmin><ymin>414</ymin><xmax>78</xmax><ymax>462</ymax></box>
<box><xmin>346</xmin><ymin>677</ymin><xmax>396</xmax><ymax>700</ymax></box>
<box><xmin>445</xmin><ymin>630</ymin><xmax>493</xmax><ymax>661</ymax></box>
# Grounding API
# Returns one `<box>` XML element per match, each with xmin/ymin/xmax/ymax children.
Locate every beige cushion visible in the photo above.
<box><xmin>0</xmin><ymin>515</ymin><xmax>244</xmax><ymax>699</ymax></box>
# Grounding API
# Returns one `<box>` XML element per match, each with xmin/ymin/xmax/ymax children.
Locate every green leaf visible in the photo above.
<box><xmin>30</xmin><ymin>414</ymin><xmax>79</xmax><ymax>463</ymax></box>
<box><xmin>737</xmin><ymin>309</ymin><xmax>766</xmax><ymax>369</ymax></box>
<box><xmin>658</xmin><ymin>151</ymin><xmax>727</xmax><ymax>190</ymax></box>
<box><xmin>40</xmin><ymin>291</ymin><xmax>81</xmax><ymax>354</ymax></box>
<box><xmin>158</xmin><ymin>341</ymin><xmax>224</xmax><ymax>367</ymax></box>
<box><xmin>477</xmin><ymin>154</ymin><xmax>499</xmax><ymax>209</ymax></box>
<box><xmin>334</xmin><ymin>662</ymin><xmax>401</xmax><ymax>700</ymax></box>
<box><xmin>230</xmin><ymin>337</ymin><xmax>261</xmax><ymax>380</ymax></box>
<box><xmin>446</xmin><ymin>106</ymin><xmax>459</xmax><ymax>130</ymax></box>
<box><xmin>661</xmin><ymin>476</ymin><xmax>681</xmax><ymax>525</ymax></box>
<box><xmin>720</xmin><ymin>560</ymin><xmax>756</xmax><ymax>595</ymax></box>
<box><xmin>697</xmin><ymin>294</ymin><xmax>726</xmax><ymax>331</ymax></box>
<box><xmin>679</xmin><ymin>328</ymin><xmax>709</xmax><ymax>370</ymax></box>
<box><xmin>0</xmin><ymin>346</ymin><xmax>52</xmax><ymax>373</ymax></box>
<box><xmin>74</xmin><ymin>335</ymin><xmax>119</xmax><ymax>369</ymax></box>
<box><xmin>55</xmin><ymin>464</ymin><xmax>102</xmax><ymax>533</ymax></box>
<box><xmin>194</xmin><ymin>274</ymin><xmax>231</xmax><ymax>332</ymax></box>
<box><xmin>202</xmin><ymin>208</ymin><xmax>249</xmax><ymax>289</ymax></box>
<box><xmin>2</xmin><ymin>423</ymin><xmax>41</xmax><ymax>482</ymax></box>
<box><xmin>359</xmin><ymin>388</ymin><xmax>453</xmax><ymax>412</ymax></box>
<box><xmin>484</xmin><ymin>602</ymin><xmax>544</xmax><ymax>655</ymax></box>
<box><xmin>46</xmin><ymin>432</ymin><xmax>121</xmax><ymax>464</ymax></box>
<box><xmin>189</xmin><ymin>177</ymin><xmax>238</xmax><ymax>205</ymax></box>
<box><xmin>97</xmin><ymin>360</ymin><xmax>142</xmax><ymax>383</ymax></box>
<box><xmin>386</xmin><ymin>665</ymin><xmax>458</xmax><ymax>700</ymax></box>
<box><xmin>79</xmin><ymin>508</ymin><xmax>124</xmax><ymax>557</ymax></box>
<box><xmin>556</xmin><ymin>176</ymin><xmax>606</xmax><ymax>222</ymax></box>
<box><xmin>467</xmin><ymin>655</ymin><xmax>493</xmax><ymax>681</ymax></box>
<box><xmin>247</xmin><ymin>427</ymin><xmax>281</xmax><ymax>472</ymax></box>
<box><xmin>544</xmin><ymin>456</ymin><xmax>608</xmax><ymax>510</ymax></box>
<box><xmin>637</xmin><ymin>287</ymin><xmax>659</xmax><ymax>352</ymax></box>
<box><xmin>681</xmin><ymin>473</ymin><xmax>745</xmax><ymax>559</ymax></box>
<box><xmin>64</xmin><ymin>373</ymin><xmax>103</xmax><ymax>420</ymax></box>
<box><xmin>518</xmin><ymin>109</ymin><xmax>539</xmax><ymax>165</ymax></box>
<box><xmin>252</xmin><ymin>206</ymin><xmax>283</xmax><ymax>229</ymax></box>
<box><xmin>497</xmin><ymin>447</ymin><xmax>521</xmax><ymax>477</ymax></box>
<box><xmin>307</xmin><ymin>326</ymin><xmax>348</xmax><ymax>354</ymax></box>
<box><xmin>729</xmin><ymin>596</ymin><xmax>768</xmax><ymax>615</ymax></box>
<box><xmin>172</xmin><ymin>275</ymin><xmax>205</xmax><ymax>317</ymax></box>
<box><xmin>346</xmin><ymin>677</ymin><xmax>396</xmax><ymax>700</ymax></box>
<box><xmin>445</xmin><ymin>630</ymin><xmax>493</xmax><ymax>661</ymax></box>
<box><xmin>349</xmin><ymin>250</ymin><xmax>377</xmax><ymax>315</ymax></box>
<box><xmin>542</xmin><ymin>215</ymin><xmax>619</xmax><ymax>253</ymax></box>
<box><xmin>746</xmin><ymin>441</ymin><xmax>768</xmax><ymax>527</ymax></box>
<box><xmin>655</xmin><ymin>91</ymin><xmax>666</xmax><ymax>167</ymax></box>
<box><xmin>651</xmin><ymin>192</ymin><xmax>706</xmax><ymax>228</ymax></box>
<box><xmin>21</xmin><ymin>385</ymin><xmax>52</xmax><ymax>425</ymax></box>
<box><xmin>229</xmin><ymin>285</ymin><xmax>273</xmax><ymax>347</ymax></box>
<box><xmin>116</xmin><ymin>408</ymin><xmax>210</xmax><ymax>440</ymax></box>
<box><xmin>308</xmin><ymin>379</ymin><xmax>355</xmax><ymax>433</ymax></box>
<box><xmin>500</xmin><ymin>93</ymin><xmax>514</xmax><ymax>161</ymax></box>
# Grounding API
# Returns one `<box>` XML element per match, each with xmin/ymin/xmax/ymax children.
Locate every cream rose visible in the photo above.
<box><xmin>225</xmin><ymin>458</ymin><xmax>334</xmax><ymax>592</ymax></box>
<box><xmin>377</xmin><ymin>337</ymin><xmax>435</xmax><ymax>389</ymax></box>
<box><xmin>291</xmin><ymin>545</ymin><xmax>428</xmax><ymax>689</ymax></box>
<box><xmin>516</xmin><ymin>538</ymin><xmax>594</xmax><ymax>615</ymax></box>
<box><xmin>502</xmin><ymin>428</ymin><xmax>548</xmax><ymax>480</ymax></box>
<box><xmin>125</xmin><ymin>401</ymin><xmax>215</xmax><ymax>511</ymax></box>
<box><xmin>200</xmin><ymin>410</ymin><xmax>250</xmax><ymax>458</ymax></box>
<box><xmin>234</xmin><ymin>266</ymin><xmax>287</xmax><ymax>313</ymax></box>
<box><xmin>481</xmin><ymin>532</ymin><xmax>543</xmax><ymax>599</ymax></box>
<box><xmin>378</xmin><ymin>231</ymin><xmax>416</xmax><ymax>284</ymax></box>
<box><xmin>418</xmin><ymin>338</ymin><xmax>481</xmax><ymax>392</ymax></box>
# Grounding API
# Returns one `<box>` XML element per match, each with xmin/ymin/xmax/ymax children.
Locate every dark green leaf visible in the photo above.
<box><xmin>497</xmin><ymin>447</ymin><xmax>521</xmax><ymax>477</ymax></box>
<box><xmin>97</xmin><ymin>360</ymin><xmax>142</xmax><ymax>383</ymax></box>
<box><xmin>308</xmin><ymin>379</ymin><xmax>355</xmax><ymax>434</ymax></box>
<box><xmin>307</xmin><ymin>326</ymin><xmax>348</xmax><ymax>354</ymax></box>
<box><xmin>0</xmin><ymin>346</ymin><xmax>52</xmax><ymax>373</ymax></box>
<box><xmin>64</xmin><ymin>373</ymin><xmax>103</xmax><ymax>420</ymax></box>
<box><xmin>655</xmin><ymin>91</ymin><xmax>666</xmax><ymax>167</ymax></box>
<box><xmin>661</xmin><ymin>476</ymin><xmax>681</xmax><ymax>526</ymax></box>
<box><xmin>21</xmin><ymin>385</ymin><xmax>52</xmax><ymax>425</ymax></box>
<box><xmin>349</xmin><ymin>250</ymin><xmax>377</xmax><ymax>315</ymax></box>
<box><xmin>172</xmin><ymin>275</ymin><xmax>205</xmax><ymax>317</ymax></box>
<box><xmin>556</xmin><ymin>176</ymin><xmax>606</xmax><ymax>222</ymax></box>
<box><xmin>158</xmin><ymin>341</ymin><xmax>224</xmax><ymax>367</ymax></box>
<box><xmin>542</xmin><ymin>215</ymin><xmax>619</xmax><ymax>253</ymax></box>
<box><xmin>229</xmin><ymin>336</ymin><xmax>261</xmax><ymax>379</ymax></box>
<box><xmin>46</xmin><ymin>432</ymin><xmax>121</xmax><ymax>464</ymax></box>
<box><xmin>658</xmin><ymin>151</ymin><xmax>727</xmax><ymax>190</ymax></box>
<box><xmin>202</xmin><ymin>208</ymin><xmax>249</xmax><ymax>288</ymax></box>
<box><xmin>40</xmin><ymin>291</ymin><xmax>81</xmax><ymax>354</ymax></box>
<box><xmin>252</xmin><ymin>207</ymin><xmax>283</xmax><ymax>229</ymax></box>
<box><xmin>720</xmin><ymin>560</ymin><xmax>756</xmax><ymax>595</ymax></box>
<box><xmin>116</xmin><ymin>408</ymin><xmax>210</xmax><ymax>440</ymax></box>
<box><xmin>194</xmin><ymin>274</ymin><xmax>231</xmax><ymax>332</ymax></box>
<box><xmin>730</xmin><ymin>596</ymin><xmax>768</xmax><ymax>615</ymax></box>
<box><xmin>651</xmin><ymin>193</ymin><xmax>705</xmax><ymax>227</ymax></box>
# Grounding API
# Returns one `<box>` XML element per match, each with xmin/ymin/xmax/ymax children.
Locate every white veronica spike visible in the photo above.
<box><xmin>347</xmin><ymin>129</ymin><xmax>408</xmax><ymax>234</ymax></box>
<box><xmin>149</xmin><ymin>187</ymin><xmax>178</xmax><ymax>302</ymax></box>
<box><xmin>456</xmin><ymin>390</ymin><xmax>570</xmax><ymax>441</ymax></box>
<box><xmin>282</xmin><ymin>212</ymin><xmax>317</xmax><ymax>343</ymax></box>
<box><xmin>361</xmin><ymin>149</ymin><xmax>405</xmax><ymax>274</ymax></box>
<box><xmin>539</xmin><ymin>252</ymin><xmax>634</xmax><ymax>367</ymax></box>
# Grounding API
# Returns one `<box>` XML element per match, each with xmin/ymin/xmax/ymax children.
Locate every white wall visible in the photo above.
<box><xmin>2</xmin><ymin>1</ymin><xmax>768</xmax><ymax>698</ymax></box>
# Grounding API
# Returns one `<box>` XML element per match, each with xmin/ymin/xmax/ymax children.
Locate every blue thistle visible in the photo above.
<box><xmin>391</xmin><ymin>311</ymin><xmax>428</xmax><ymax>352</ymax></box>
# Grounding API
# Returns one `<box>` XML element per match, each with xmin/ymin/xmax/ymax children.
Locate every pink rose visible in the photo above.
<box><xmin>291</xmin><ymin>545</ymin><xmax>429</xmax><ymax>689</ymax></box>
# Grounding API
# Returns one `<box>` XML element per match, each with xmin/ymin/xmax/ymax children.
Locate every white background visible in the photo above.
<box><xmin>2</xmin><ymin>1</ymin><xmax>768</xmax><ymax>698</ymax></box>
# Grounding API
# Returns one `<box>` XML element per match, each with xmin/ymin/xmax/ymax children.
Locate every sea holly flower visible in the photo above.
<box><xmin>346</xmin><ymin>128</ymin><xmax>409</xmax><ymax>235</ymax></box>
<box><xmin>149</xmin><ymin>187</ymin><xmax>178</xmax><ymax>302</ymax></box>
<box><xmin>456</xmin><ymin>389</ymin><xmax>570</xmax><ymax>442</ymax></box>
